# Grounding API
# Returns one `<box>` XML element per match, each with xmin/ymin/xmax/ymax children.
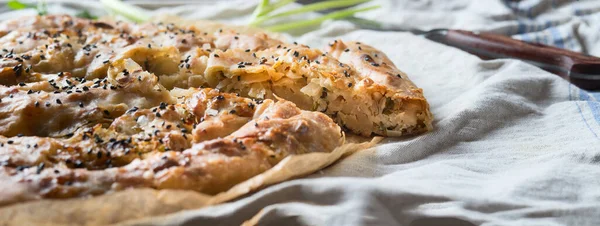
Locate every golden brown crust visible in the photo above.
<box><xmin>0</xmin><ymin>14</ymin><xmax>429</xmax><ymax>207</ymax></box>
<box><xmin>0</xmin><ymin>22</ymin><xmax>343</xmax><ymax>205</ymax></box>
<box><xmin>327</xmin><ymin>40</ymin><xmax>433</xmax><ymax>135</ymax></box>
<box><xmin>0</xmin><ymin>86</ymin><xmax>342</xmax><ymax>206</ymax></box>
<box><xmin>0</xmin><ymin>15</ymin><xmax>431</xmax><ymax>137</ymax></box>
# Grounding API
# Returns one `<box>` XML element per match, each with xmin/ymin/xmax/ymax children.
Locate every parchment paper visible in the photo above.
<box><xmin>0</xmin><ymin>138</ymin><xmax>379</xmax><ymax>226</ymax></box>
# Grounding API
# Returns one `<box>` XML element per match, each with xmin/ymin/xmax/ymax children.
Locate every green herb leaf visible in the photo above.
<box><xmin>76</xmin><ymin>10</ymin><xmax>97</xmax><ymax>20</ymax></box>
<box><xmin>251</xmin><ymin>0</ymin><xmax>371</xmax><ymax>26</ymax></box>
<box><xmin>100</xmin><ymin>0</ymin><xmax>150</xmax><ymax>22</ymax></box>
<box><xmin>258</xmin><ymin>0</ymin><xmax>295</xmax><ymax>17</ymax></box>
<box><xmin>7</xmin><ymin>0</ymin><xmax>47</xmax><ymax>16</ymax></box>
<box><xmin>263</xmin><ymin>5</ymin><xmax>380</xmax><ymax>32</ymax></box>
<box><xmin>251</xmin><ymin>0</ymin><xmax>270</xmax><ymax>20</ymax></box>
<box><xmin>249</xmin><ymin>0</ymin><xmax>380</xmax><ymax>32</ymax></box>
<box><xmin>6</xmin><ymin>0</ymin><xmax>30</xmax><ymax>10</ymax></box>
<box><xmin>36</xmin><ymin>0</ymin><xmax>48</xmax><ymax>16</ymax></box>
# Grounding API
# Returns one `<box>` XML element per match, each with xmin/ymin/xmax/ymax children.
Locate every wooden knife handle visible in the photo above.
<box><xmin>427</xmin><ymin>29</ymin><xmax>600</xmax><ymax>90</ymax></box>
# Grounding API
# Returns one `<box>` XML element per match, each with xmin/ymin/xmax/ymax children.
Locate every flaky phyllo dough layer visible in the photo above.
<box><xmin>0</xmin><ymin>15</ymin><xmax>432</xmax><ymax>205</ymax></box>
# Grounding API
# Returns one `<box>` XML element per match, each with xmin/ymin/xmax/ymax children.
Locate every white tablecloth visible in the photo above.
<box><xmin>4</xmin><ymin>1</ymin><xmax>600</xmax><ymax>225</ymax></box>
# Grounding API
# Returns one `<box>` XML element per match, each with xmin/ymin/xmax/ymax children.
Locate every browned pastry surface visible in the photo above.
<box><xmin>0</xmin><ymin>15</ymin><xmax>431</xmax><ymax>137</ymax></box>
<box><xmin>0</xmin><ymin>15</ymin><xmax>431</xmax><ymax>207</ymax></box>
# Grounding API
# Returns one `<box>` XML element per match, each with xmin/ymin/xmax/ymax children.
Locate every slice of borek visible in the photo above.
<box><xmin>199</xmin><ymin>40</ymin><xmax>433</xmax><ymax>136</ymax></box>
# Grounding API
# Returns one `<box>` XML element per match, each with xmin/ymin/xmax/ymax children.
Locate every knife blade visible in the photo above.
<box><xmin>347</xmin><ymin>17</ymin><xmax>600</xmax><ymax>90</ymax></box>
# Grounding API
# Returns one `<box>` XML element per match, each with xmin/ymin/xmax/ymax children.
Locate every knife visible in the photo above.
<box><xmin>346</xmin><ymin>17</ymin><xmax>600</xmax><ymax>90</ymax></box>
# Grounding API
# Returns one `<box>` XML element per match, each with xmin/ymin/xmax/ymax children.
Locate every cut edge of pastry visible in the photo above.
<box><xmin>154</xmin><ymin>16</ymin><xmax>433</xmax><ymax>137</ymax></box>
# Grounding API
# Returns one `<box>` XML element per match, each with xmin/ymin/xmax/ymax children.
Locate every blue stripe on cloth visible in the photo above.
<box><xmin>570</xmin><ymin>84</ymin><xmax>599</xmax><ymax>139</ymax></box>
<box><xmin>569</xmin><ymin>82</ymin><xmax>572</xmax><ymax>101</ymax></box>
<box><xmin>579</xmin><ymin>88</ymin><xmax>600</xmax><ymax>102</ymax></box>
<box><xmin>577</xmin><ymin>88</ymin><xmax>600</xmax><ymax>139</ymax></box>
<box><xmin>545</xmin><ymin>20</ymin><xmax>552</xmax><ymax>29</ymax></box>
<box><xmin>574</xmin><ymin>7</ymin><xmax>582</xmax><ymax>16</ymax></box>
<box><xmin>517</xmin><ymin>21</ymin><xmax>527</xmax><ymax>34</ymax></box>
<box><xmin>549</xmin><ymin>25</ymin><xmax>564</xmax><ymax>48</ymax></box>
<box><xmin>588</xmin><ymin>101</ymin><xmax>600</xmax><ymax>126</ymax></box>
<box><xmin>591</xmin><ymin>92</ymin><xmax>600</xmax><ymax>101</ymax></box>
<box><xmin>565</xmin><ymin>33</ymin><xmax>575</xmax><ymax>50</ymax></box>
<box><xmin>576</xmin><ymin>101</ymin><xmax>600</xmax><ymax>140</ymax></box>
<box><xmin>580</xmin><ymin>89</ymin><xmax>593</xmax><ymax>101</ymax></box>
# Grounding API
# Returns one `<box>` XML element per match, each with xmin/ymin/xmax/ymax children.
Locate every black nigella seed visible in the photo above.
<box><xmin>36</xmin><ymin>162</ymin><xmax>45</xmax><ymax>174</ymax></box>
<box><xmin>74</xmin><ymin>160</ymin><xmax>84</xmax><ymax>168</ymax></box>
